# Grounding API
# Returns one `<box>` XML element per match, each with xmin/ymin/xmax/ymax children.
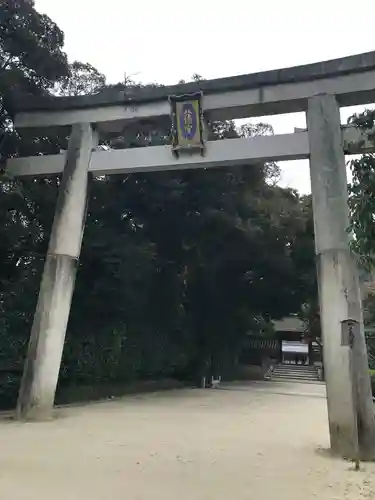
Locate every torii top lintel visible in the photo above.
<box><xmin>12</xmin><ymin>51</ymin><xmax>375</xmax><ymax>133</ymax></box>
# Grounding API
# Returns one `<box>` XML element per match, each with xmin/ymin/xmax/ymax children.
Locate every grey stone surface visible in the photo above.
<box><xmin>16</xmin><ymin>123</ymin><xmax>96</xmax><ymax>421</ymax></box>
<box><xmin>11</xmin><ymin>51</ymin><xmax>375</xmax><ymax>112</ymax></box>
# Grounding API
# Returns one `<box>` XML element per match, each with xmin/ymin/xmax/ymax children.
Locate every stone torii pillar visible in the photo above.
<box><xmin>16</xmin><ymin>123</ymin><xmax>97</xmax><ymax>421</ymax></box>
<box><xmin>307</xmin><ymin>94</ymin><xmax>375</xmax><ymax>459</ymax></box>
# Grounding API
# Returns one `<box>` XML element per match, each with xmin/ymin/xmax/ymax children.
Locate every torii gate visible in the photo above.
<box><xmin>6</xmin><ymin>50</ymin><xmax>375</xmax><ymax>459</ymax></box>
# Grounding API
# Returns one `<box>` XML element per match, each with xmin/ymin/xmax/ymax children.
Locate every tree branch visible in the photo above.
<box><xmin>0</xmin><ymin>54</ymin><xmax>14</xmax><ymax>74</ymax></box>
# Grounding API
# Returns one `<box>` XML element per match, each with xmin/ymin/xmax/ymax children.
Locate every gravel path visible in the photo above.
<box><xmin>0</xmin><ymin>381</ymin><xmax>374</xmax><ymax>499</ymax></box>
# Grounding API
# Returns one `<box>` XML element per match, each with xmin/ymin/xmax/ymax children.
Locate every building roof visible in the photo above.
<box><xmin>273</xmin><ymin>317</ymin><xmax>305</xmax><ymax>333</ymax></box>
<box><xmin>281</xmin><ymin>341</ymin><xmax>309</xmax><ymax>354</ymax></box>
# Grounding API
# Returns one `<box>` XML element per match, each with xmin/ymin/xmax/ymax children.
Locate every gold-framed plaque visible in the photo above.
<box><xmin>169</xmin><ymin>92</ymin><xmax>205</xmax><ymax>157</ymax></box>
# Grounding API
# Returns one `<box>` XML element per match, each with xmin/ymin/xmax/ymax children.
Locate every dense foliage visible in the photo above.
<box><xmin>348</xmin><ymin>109</ymin><xmax>375</xmax><ymax>268</ymax></box>
<box><xmin>0</xmin><ymin>0</ymin><xmax>318</xmax><ymax>408</ymax></box>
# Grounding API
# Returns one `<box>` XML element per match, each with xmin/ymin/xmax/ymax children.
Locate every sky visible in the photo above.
<box><xmin>35</xmin><ymin>0</ymin><xmax>375</xmax><ymax>193</ymax></box>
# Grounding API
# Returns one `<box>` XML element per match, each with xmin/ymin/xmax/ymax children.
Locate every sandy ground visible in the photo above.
<box><xmin>0</xmin><ymin>381</ymin><xmax>374</xmax><ymax>500</ymax></box>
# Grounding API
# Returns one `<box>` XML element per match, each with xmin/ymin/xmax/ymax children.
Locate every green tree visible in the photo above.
<box><xmin>348</xmin><ymin>109</ymin><xmax>375</xmax><ymax>268</ymax></box>
<box><xmin>64</xmin><ymin>113</ymin><xmax>316</xmax><ymax>384</ymax></box>
<box><xmin>0</xmin><ymin>0</ymin><xmax>69</xmax><ymax>160</ymax></box>
<box><xmin>53</xmin><ymin>61</ymin><xmax>106</xmax><ymax>97</ymax></box>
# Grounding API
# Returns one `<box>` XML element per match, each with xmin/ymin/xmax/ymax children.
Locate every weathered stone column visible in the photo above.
<box><xmin>16</xmin><ymin>123</ymin><xmax>97</xmax><ymax>421</ymax></box>
<box><xmin>307</xmin><ymin>94</ymin><xmax>375</xmax><ymax>459</ymax></box>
